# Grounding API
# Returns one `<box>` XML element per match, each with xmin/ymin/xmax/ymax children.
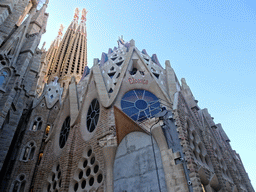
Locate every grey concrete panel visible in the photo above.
<box><xmin>114</xmin><ymin>132</ymin><xmax>167</xmax><ymax>192</ymax></box>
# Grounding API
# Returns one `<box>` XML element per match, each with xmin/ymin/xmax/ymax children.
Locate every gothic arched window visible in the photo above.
<box><xmin>31</xmin><ymin>117</ymin><xmax>43</xmax><ymax>131</ymax></box>
<box><xmin>21</xmin><ymin>141</ymin><xmax>36</xmax><ymax>161</ymax></box>
<box><xmin>59</xmin><ymin>116</ymin><xmax>70</xmax><ymax>148</ymax></box>
<box><xmin>11</xmin><ymin>174</ymin><xmax>26</xmax><ymax>192</ymax></box>
<box><xmin>0</xmin><ymin>68</ymin><xmax>10</xmax><ymax>88</ymax></box>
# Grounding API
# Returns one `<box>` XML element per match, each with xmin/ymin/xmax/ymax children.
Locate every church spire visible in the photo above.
<box><xmin>70</xmin><ymin>7</ymin><xmax>79</xmax><ymax>30</ymax></box>
<box><xmin>46</xmin><ymin>8</ymin><xmax>87</xmax><ymax>98</ymax></box>
<box><xmin>78</xmin><ymin>8</ymin><xmax>88</xmax><ymax>35</ymax></box>
<box><xmin>58</xmin><ymin>8</ymin><xmax>88</xmax><ymax>97</ymax></box>
<box><xmin>46</xmin><ymin>24</ymin><xmax>64</xmax><ymax>77</ymax></box>
<box><xmin>47</xmin><ymin>8</ymin><xmax>80</xmax><ymax>82</ymax></box>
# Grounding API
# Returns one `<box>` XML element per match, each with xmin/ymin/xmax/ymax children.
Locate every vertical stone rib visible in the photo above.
<box><xmin>75</xmin><ymin>33</ymin><xmax>82</xmax><ymax>74</ymax></box>
<box><xmin>47</xmin><ymin>24</ymin><xmax>64</xmax><ymax>77</ymax></box>
<box><xmin>55</xmin><ymin>29</ymin><xmax>74</xmax><ymax>74</ymax></box>
<box><xmin>60</xmin><ymin>28</ymin><xmax>78</xmax><ymax>76</ymax></box>
<box><xmin>80</xmin><ymin>35</ymin><xmax>85</xmax><ymax>75</ymax></box>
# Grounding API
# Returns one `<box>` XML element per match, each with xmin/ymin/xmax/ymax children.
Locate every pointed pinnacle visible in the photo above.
<box><xmin>81</xmin><ymin>8</ymin><xmax>88</xmax><ymax>21</ymax></box>
<box><xmin>74</xmin><ymin>8</ymin><xmax>80</xmax><ymax>20</ymax></box>
<box><xmin>57</xmin><ymin>24</ymin><xmax>64</xmax><ymax>37</ymax></box>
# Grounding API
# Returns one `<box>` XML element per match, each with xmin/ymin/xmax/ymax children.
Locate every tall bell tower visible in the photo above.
<box><xmin>46</xmin><ymin>8</ymin><xmax>88</xmax><ymax>97</ymax></box>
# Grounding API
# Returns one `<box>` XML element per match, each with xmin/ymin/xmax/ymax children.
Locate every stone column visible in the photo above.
<box><xmin>100</xmin><ymin>135</ymin><xmax>117</xmax><ymax>192</ymax></box>
<box><xmin>151</xmin><ymin>120</ymin><xmax>174</xmax><ymax>192</ymax></box>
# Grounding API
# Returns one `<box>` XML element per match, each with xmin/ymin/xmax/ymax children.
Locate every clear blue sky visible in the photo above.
<box><xmin>40</xmin><ymin>0</ymin><xmax>256</xmax><ymax>188</ymax></box>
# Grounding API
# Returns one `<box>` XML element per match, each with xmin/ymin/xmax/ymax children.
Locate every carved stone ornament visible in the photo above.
<box><xmin>44</xmin><ymin>77</ymin><xmax>63</xmax><ymax>108</ymax></box>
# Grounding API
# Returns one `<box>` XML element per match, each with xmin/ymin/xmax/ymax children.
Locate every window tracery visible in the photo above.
<box><xmin>31</xmin><ymin>117</ymin><xmax>43</xmax><ymax>131</ymax></box>
<box><xmin>21</xmin><ymin>141</ymin><xmax>36</xmax><ymax>161</ymax></box>
<box><xmin>45</xmin><ymin>163</ymin><xmax>62</xmax><ymax>192</ymax></box>
<box><xmin>59</xmin><ymin>116</ymin><xmax>70</xmax><ymax>148</ymax></box>
<box><xmin>11</xmin><ymin>174</ymin><xmax>26</xmax><ymax>192</ymax></box>
<box><xmin>86</xmin><ymin>99</ymin><xmax>100</xmax><ymax>133</ymax></box>
<box><xmin>121</xmin><ymin>89</ymin><xmax>161</xmax><ymax>122</ymax></box>
<box><xmin>70</xmin><ymin>146</ymin><xmax>103</xmax><ymax>191</ymax></box>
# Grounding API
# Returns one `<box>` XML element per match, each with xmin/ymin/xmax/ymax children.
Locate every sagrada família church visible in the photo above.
<box><xmin>0</xmin><ymin>0</ymin><xmax>254</xmax><ymax>191</ymax></box>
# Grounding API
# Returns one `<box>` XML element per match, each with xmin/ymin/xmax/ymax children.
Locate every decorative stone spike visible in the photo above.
<box><xmin>108</xmin><ymin>48</ymin><xmax>113</xmax><ymax>54</ymax></box>
<box><xmin>74</xmin><ymin>8</ymin><xmax>79</xmax><ymax>21</ymax></box>
<box><xmin>142</xmin><ymin>49</ymin><xmax>148</xmax><ymax>55</ymax></box>
<box><xmin>181</xmin><ymin>78</ymin><xmax>188</xmax><ymax>88</ymax></box>
<box><xmin>151</xmin><ymin>54</ymin><xmax>162</xmax><ymax>68</ymax></box>
<box><xmin>58</xmin><ymin>24</ymin><xmax>64</xmax><ymax>37</ymax></box>
<box><xmin>124</xmin><ymin>42</ymin><xmax>130</xmax><ymax>52</ymax></box>
<box><xmin>100</xmin><ymin>52</ymin><xmax>108</xmax><ymax>67</ymax></box>
<box><xmin>41</xmin><ymin>42</ymin><xmax>46</xmax><ymax>49</ymax></box>
<box><xmin>81</xmin><ymin>8</ymin><xmax>88</xmax><ymax>22</ymax></box>
<box><xmin>165</xmin><ymin>60</ymin><xmax>171</xmax><ymax>67</ymax></box>
<box><xmin>80</xmin><ymin>66</ymin><xmax>90</xmax><ymax>81</ymax></box>
<box><xmin>181</xmin><ymin>78</ymin><xmax>199</xmax><ymax>110</ymax></box>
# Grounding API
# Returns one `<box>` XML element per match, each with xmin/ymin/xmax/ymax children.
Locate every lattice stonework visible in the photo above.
<box><xmin>45</xmin><ymin>164</ymin><xmax>62</xmax><ymax>192</ymax></box>
<box><xmin>70</xmin><ymin>146</ymin><xmax>103</xmax><ymax>191</ymax></box>
<box><xmin>100</xmin><ymin>42</ymin><xmax>168</xmax><ymax>96</ymax></box>
<box><xmin>186</xmin><ymin>120</ymin><xmax>213</xmax><ymax>171</ymax></box>
<box><xmin>210</xmin><ymin>139</ymin><xmax>233</xmax><ymax>181</ymax></box>
<box><xmin>101</xmin><ymin>47</ymin><xmax>126</xmax><ymax>95</ymax></box>
<box><xmin>140</xmin><ymin>51</ymin><xmax>167</xmax><ymax>92</ymax></box>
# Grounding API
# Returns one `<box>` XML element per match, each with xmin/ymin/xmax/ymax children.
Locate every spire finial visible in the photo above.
<box><xmin>74</xmin><ymin>8</ymin><xmax>80</xmax><ymax>21</ymax></box>
<box><xmin>57</xmin><ymin>24</ymin><xmax>64</xmax><ymax>37</ymax></box>
<box><xmin>81</xmin><ymin>8</ymin><xmax>88</xmax><ymax>22</ymax></box>
<box><xmin>41</xmin><ymin>42</ymin><xmax>46</xmax><ymax>49</ymax></box>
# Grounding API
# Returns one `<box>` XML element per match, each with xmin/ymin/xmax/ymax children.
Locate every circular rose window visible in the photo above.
<box><xmin>121</xmin><ymin>89</ymin><xmax>161</xmax><ymax>121</ymax></box>
<box><xmin>87</xmin><ymin>99</ymin><xmax>100</xmax><ymax>132</ymax></box>
<box><xmin>59</xmin><ymin>116</ymin><xmax>70</xmax><ymax>148</ymax></box>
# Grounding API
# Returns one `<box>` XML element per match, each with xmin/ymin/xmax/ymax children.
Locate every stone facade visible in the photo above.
<box><xmin>0</xmin><ymin>1</ymin><xmax>254</xmax><ymax>192</ymax></box>
<box><xmin>0</xmin><ymin>0</ymin><xmax>50</xmax><ymax>191</ymax></box>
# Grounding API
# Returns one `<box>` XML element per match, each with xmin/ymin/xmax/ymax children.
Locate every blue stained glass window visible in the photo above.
<box><xmin>121</xmin><ymin>89</ymin><xmax>161</xmax><ymax>122</ymax></box>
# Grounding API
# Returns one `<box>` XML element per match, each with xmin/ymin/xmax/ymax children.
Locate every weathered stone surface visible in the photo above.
<box><xmin>114</xmin><ymin>132</ymin><xmax>167</xmax><ymax>192</ymax></box>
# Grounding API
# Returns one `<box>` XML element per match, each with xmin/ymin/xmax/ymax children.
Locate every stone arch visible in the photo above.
<box><xmin>113</xmin><ymin>131</ymin><xmax>167</xmax><ymax>192</ymax></box>
<box><xmin>10</xmin><ymin>173</ymin><xmax>26</xmax><ymax>192</ymax></box>
<box><xmin>30</xmin><ymin>116</ymin><xmax>43</xmax><ymax>131</ymax></box>
<box><xmin>20</xmin><ymin>141</ymin><xmax>36</xmax><ymax>161</ymax></box>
